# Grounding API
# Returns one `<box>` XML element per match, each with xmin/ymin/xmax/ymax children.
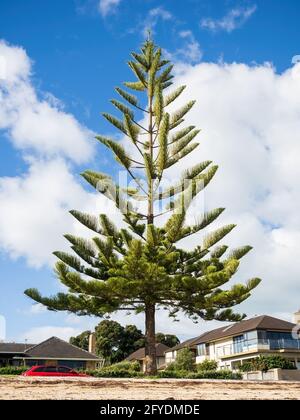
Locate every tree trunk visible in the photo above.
<box><xmin>144</xmin><ymin>303</ymin><xmax>157</xmax><ymax>375</ymax></box>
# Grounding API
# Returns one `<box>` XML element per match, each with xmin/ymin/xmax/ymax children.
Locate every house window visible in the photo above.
<box><xmin>233</xmin><ymin>335</ymin><xmax>244</xmax><ymax>354</ymax></box>
<box><xmin>197</xmin><ymin>344</ymin><xmax>206</xmax><ymax>356</ymax></box>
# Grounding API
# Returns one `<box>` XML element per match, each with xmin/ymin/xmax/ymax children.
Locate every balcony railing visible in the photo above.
<box><xmin>216</xmin><ymin>338</ymin><xmax>300</xmax><ymax>358</ymax></box>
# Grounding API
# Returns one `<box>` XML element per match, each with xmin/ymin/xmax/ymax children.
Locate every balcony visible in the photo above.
<box><xmin>217</xmin><ymin>338</ymin><xmax>300</xmax><ymax>358</ymax></box>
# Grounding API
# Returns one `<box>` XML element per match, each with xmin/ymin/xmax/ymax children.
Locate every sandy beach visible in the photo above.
<box><xmin>0</xmin><ymin>376</ymin><xmax>299</xmax><ymax>400</ymax></box>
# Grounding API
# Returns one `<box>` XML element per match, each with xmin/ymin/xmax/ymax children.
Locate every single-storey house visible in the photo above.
<box><xmin>165</xmin><ymin>314</ymin><xmax>300</xmax><ymax>371</ymax></box>
<box><xmin>0</xmin><ymin>342</ymin><xmax>34</xmax><ymax>368</ymax></box>
<box><xmin>126</xmin><ymin>343</ymin><xmax>170</xmax><ymax>372</ymax></box>
<box><xmin>0</xmin><ymin>336</ymin><xmax>103</xmax><ymax>369</ymax></box>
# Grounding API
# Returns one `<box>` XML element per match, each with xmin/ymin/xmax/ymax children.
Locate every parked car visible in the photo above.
<box><xmin>22</xmin><ymin>365</ymin><xmax>89</xmax><ymax>377</ymax></box>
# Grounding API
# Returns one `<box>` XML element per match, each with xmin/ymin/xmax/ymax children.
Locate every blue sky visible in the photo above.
<box><xmin>1</xmin><ymin>0</ymin><xmax>300</xmax><ymax>343</ymax></box>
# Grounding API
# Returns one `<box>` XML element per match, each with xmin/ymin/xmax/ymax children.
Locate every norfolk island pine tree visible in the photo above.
<box><xmin>25</xmin><ymin>38</ymin><xmax>261</xmax><ymax>376</ymax></box>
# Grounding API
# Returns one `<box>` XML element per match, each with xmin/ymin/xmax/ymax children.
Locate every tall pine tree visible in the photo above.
<box><xmin>25</xmin><ymin>39</ymin><xmax>261</xmax><ymax>375</ymax></box>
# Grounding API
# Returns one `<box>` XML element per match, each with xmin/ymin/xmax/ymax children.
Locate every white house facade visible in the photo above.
<box><xmin>165</xmin><ymin>314</ymin><xmax>300</xmax><ymax>371</ymax></box>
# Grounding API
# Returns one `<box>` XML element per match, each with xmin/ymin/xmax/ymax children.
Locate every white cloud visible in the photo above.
<box><xmin>0</xmin><ymin>40</ymin><xmax>112</xmax><ymax>269</ymax></box>
<box><xmin>149</xmin><ymin>6</ymin><xmax>172</xmax><ymax>21</ymax></box>
<box><xmin>201</xmin><ymin>5</ymin><xmax>257</xmax><ymax>33</ymax></box>
<box><xmin>169</xmin><ymin>30</ymin><xmax>202</xmax><ymax>64</ymax></box>
<box><xmin>20</xmin><ymin>326</ymin><xmax>82</xmax><ymax>343</ymax></box>
<box><xmin>142</xmin><ymin>6</ymin><xmax>173</xmax><ymax>36</ymax></box>
<box><xmin>0</xmin><ymin>157</ymin><xmax>118</xmax><ymax>268</ymax></box>
<box><xmin>161</xmin><ymin>61</ymin><xmax>300</xmax><ymax>317</ymax></box>
<box><xmin>1</xmin><ymin>38</ymin><xmax>300</xmax><ymax>336</ymax></box>
<box><xmin>0</xmin><ymin>40</ymin><xmax>94</xmax><ymax>164</ymax></box>
<box><xmin>98</xmin><ymin>0</ymin><xmax>121</xmax><ymax>18</ymax></box>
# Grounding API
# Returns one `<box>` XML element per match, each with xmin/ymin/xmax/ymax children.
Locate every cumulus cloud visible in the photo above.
<box><xmin>162</xmin><ymin>61</ymin><xmax>300</xmax><ymax>317</ymax></box>
<box><xmin>0</xmin><ymin>40</ymin><xmax>94</xmax><ymax>164</ymax></box>
<box><xmin>0</xmin><ymin>40</ymin><xmax>110</xmax><ymax>269</ymax></box>
<box><xmin>98</xmin><ymin>0</ymin><xmax>121</xmax><ymax>18</ymax></box>
<box><xmin>0</xmin><ymin>157</ymin><xmax>118</xmax><ymax>268</ymax></box>
<box><xmin>168</xmin><ymin>30</ymin><xmax>202</xmax><ymax>64</ymax></box>
<box><xmin>142</xmin><ymin>6</ymin><xmax>173</xmax><ymax>37</ymax></box>
<box><xmin>201</xmin><ymin>5</ymin><xmax>257</xmax><ymax>33</ymax></box>
<box><xmin>1</xmin><ymin>39</ymin><xmax>300</xmax><ymax>337</ymax></box>
<box><xmin>20</xmin><ymin>326</ymin><xmax>82</xmax><ymax>343</ymax></box>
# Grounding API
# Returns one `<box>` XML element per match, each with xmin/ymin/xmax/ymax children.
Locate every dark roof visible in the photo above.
<box><xmin>21</xmin><ymin>337</ymin><xmax>101</xmax><ymax>360</ymax></box>
<box><xmin>127</xmin><ymin>343</ymin><xmax>170</xmax><ymax>361</ymax></box>
<box><xmin>0</xmin><ymin>342</ymin><xmax>35</xmax><ymax>354</ymax></box>
<box><xmin>190</xmin><ymin>316</ymin><xmax>297</xmax><ymax>346</ymax></box>
<box><xmin>164</xmin><ymin>337</ymin><xmax>197</xmax><ymax>353</ymax></box>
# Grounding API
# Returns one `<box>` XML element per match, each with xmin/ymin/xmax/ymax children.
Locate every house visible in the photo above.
<box><xmin>0</xmin><ymin>342</ymin><xmax>34</xmax><ymax>368</ymax></box>
<box><xmin>165</xmin><ymin>313</ymin><xmax>300</xmax><ymax>371</ymax></box>
<box><xmin>126</xmin><ymin>343</ymin><xmax>170</xmax><ymax>372</ymax></box>
<box><xmin>165</xmin><ymin>337</ymin><xmax>197</xmax><ymax>365</ymax></box>
<box><xmin>0</xmin><ymin>336</ymin><xmax>103</xmax><ymax>369</ymax></box>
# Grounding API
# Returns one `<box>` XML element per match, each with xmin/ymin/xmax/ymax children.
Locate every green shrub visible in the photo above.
<box><xmin>164</xmin><ymin>362</ymin><xmax>176</xmax><ymax>371</ymax></box>
<box><xmin>239</xmin><ymin>362</ymin><xmax>253</xmax><ymax>373</ymax></box>
<box><xmin>197</xmin><ymin>360</ymin><xmax>218</xmax><ymax>372</ymax></box>
<box><xmin>85</xmin><ymin>360</ymin><xmax>143</xmax><ymax>378</ymax></box>
<box><xmin>107</xmin><ymin>360</ymin><xmax>141</xmax><ymax>372</ymax></box>
<box><xmin>158</xmin><ymin>369</ymin><xmax>189</xmax><ymax>379</ymax></box>
<box><xmin>0</xmin><ymin>366</ymin><xmax>28</xmax><ymax>375</ymax></box>
<box><xmin>239</xmin><ymin>355</ymin><xmax>296</xmax><ymax>373</ymax></box>
<box><xmin>158</xmin><ymin>369</ymin><xmax>242</xmax><ymax>380</ymax></box>
<box><xmin>262</xmin><ymin>355</ymin><xmax>296</xmax><ymax>370</ymax></box>
<box><xmin>187</xmin><ymin>370</ymin><xmax>242</xmax><ymax>380</ymax></box>
<box><xmin>169</xmin><ymin>348</ymin><xmax>195</xmax><ymax>372</ymax></box>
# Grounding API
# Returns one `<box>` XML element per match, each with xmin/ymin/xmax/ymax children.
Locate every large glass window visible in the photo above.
<box><xmin>233</xmin><ymin>335</ymin><xmax>244</xmax><ymax>353</ymax></box>
<box><xmin>257</xmin><ymin>330</ymin><xmax>300</xmax><ymax>350</ymax></box>
<box><xmin>267</xmin><ymin>331</ymin><xmax>293</xmax><ymax>340</ymax></box>
<box><xmin>245</xmin><ymin>331</ymin><xmax>258</xmax><ymax>341</ymax></box>
<box><xmin>197</xmin><ymin>344</ymin><xmax>206</xmax><ymax>356</ymax></box>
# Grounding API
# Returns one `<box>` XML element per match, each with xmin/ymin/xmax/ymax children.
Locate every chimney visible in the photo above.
<box><xmin>293</xmin><ymin>310</ymin><xmax>300</xmax><ymax>325</ymax></box>
<box><xmin>88</xmin><ymin>333</ymin><xmax>96</xmax><ymax>354</ymax></box>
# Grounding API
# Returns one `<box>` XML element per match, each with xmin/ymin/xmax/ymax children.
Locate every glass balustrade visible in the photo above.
<box><xmin>216</xmin><ymin>338</ymin><xmax>300</xmax><ymax>357</ymax></box>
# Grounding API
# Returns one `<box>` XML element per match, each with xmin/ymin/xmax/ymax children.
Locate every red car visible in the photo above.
<box><xmin>22</xmin><ymin>365</ymin><xmax>89</xmax><ymax>377</ymax></box>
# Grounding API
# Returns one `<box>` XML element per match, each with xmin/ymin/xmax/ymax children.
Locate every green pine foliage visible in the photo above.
<box><xmin>166</xmin><ymin>348</ymin><xmax>196</xmax><ymax>372</ymax></box>
<box><xmin>25</xmin><ymin>38</ymin><xmax>261</xmax><ymax>375</ymax></box>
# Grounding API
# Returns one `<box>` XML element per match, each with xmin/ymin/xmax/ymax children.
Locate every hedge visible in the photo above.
<box><xmin>158</xmin><ymin>369</ymin><xmax>242</xmax><ymax>380</ymax></box>
<box><xmin>239</xmin><ymin>355</ymin><xmax>296</xmax><ymax>372</ymax></box>
<box><xmin>85</xmin><ymin>360</ymin><xmax>144</xmax><ymax>378</ymax></box>
<box><xmin>0</xmin><ymin>366</ymin><xmax>28</xmax><ymax>375</ymax></box>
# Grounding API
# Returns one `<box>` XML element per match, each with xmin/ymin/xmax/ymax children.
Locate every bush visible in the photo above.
<box><xmin>0</xmin><ymin>366</ymin><xmax>28</xmax><ymax>375</ymax></box>
<box><xmin>188</xmin><ymin>370</ymin><xmax>242</xmax><ymax>380</ymax></box>
<box><xmin>197</xmin><ymin>360</ymin><xmax>218</xmax><ymax>372</ymax></box>
<box><xmin>158</xmin><ymin>369</ymin><xmax>242</xmax><ymax>380</ymax></box>
<box><xmin>158</xmin><ymin>369</ymin><xmax>189</xmax><ymax>379</ymax></box>
<box><xmin>239</xmin><ymin>355</ymin><xmax>296</xmax><ymax>373</ymax></box>
<box><xmin>168</xmin><ymin>348</ymin><xmax>195</xmax><ymax>372</ymax></box>
<box><xmin>239</xmin><ymin>362</ymin><xmax>253</xmax><ymax>373</ymax></box>
<box><xmin>85</xmin><ymin>360</ymin><xmax>143</xmax><ymax>378</ymax></box>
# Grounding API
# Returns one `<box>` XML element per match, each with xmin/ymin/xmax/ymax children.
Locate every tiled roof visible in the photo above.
<box><xmin>168</xmin><ymin>315</ymin><xmax>297</xmax><ymax>350</ymax></box>
<box><xmin>126</xmin><ymin>343</ymin><xmax>170</xmax><ymax>361</ymax></box>
<box><xmin>0</xmin><ymin>343</ymin><xmax>35</xmax><ymax>354</ymax></box>
<box><xmin>164</xmin><ymin>337</ymin><xmax>199</xmax><ymax>353</ymax></box>
<box><xmin>21</xmin><ymin>336</ymin><xmax>101</xmax><ymax>360</ymax></box>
